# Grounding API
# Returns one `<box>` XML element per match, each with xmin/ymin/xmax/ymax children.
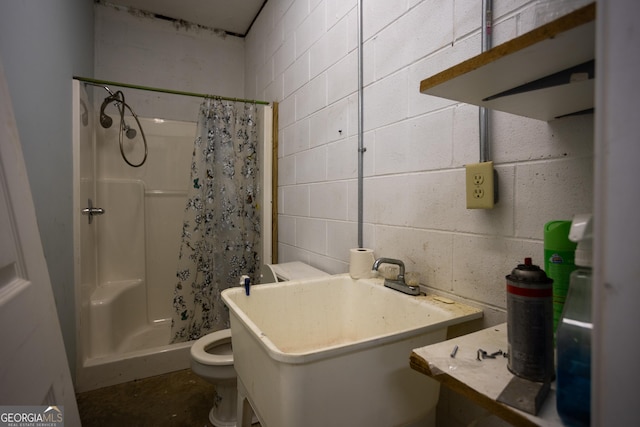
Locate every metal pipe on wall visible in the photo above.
<box><xmin>479</xmin><ymin>0</ymin><xmax>493</xmax><ymax>162</ymax></box>
<box><xmin>357</xmin><ymin>0</ymin><xmax>364</xmax><ymax>248</ymax></box>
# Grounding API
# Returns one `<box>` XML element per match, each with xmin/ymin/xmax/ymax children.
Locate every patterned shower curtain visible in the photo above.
<box><xmin>170</xmin><ymin>98</ymin><xmax>261</xmax><ymax>343</ymax></box>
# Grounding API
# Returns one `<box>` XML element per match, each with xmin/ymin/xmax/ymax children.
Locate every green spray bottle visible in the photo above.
<box><xmin>544</xmin><ymin>220</ymin><xmax>578</xmax><ymax>333</ymax></box>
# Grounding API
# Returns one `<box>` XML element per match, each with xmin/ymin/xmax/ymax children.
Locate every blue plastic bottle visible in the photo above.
<box><xmin>556</xmin><ymin>214</ymin><xmax>592</xmax><ymax>427</ymax></box>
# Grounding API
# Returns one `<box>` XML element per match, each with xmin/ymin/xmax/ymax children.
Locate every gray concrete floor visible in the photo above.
<box><xmin>76</xmin><ymin>369</ymin><xmax>218</xmax><ymax>427</ymax></box>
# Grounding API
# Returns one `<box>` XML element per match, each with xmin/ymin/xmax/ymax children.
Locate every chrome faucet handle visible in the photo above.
<box><xmin>372</xmin><ymin>257</ymin><xmax>406</xmax><ymax>281</ymax></box>
<box><xmin>81</xmin><ymin>198</ymin><xmax>105</xmax><ymax>225</ymax></box>
<box><xmin>372</xmin><ymin>257</ymin><xmax>419</xmax><ymax>296</ymax></box>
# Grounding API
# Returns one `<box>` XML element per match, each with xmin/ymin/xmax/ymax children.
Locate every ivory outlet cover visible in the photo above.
<box><xmin>465</xmin><ymin>161</ymin><xmax>495</xmax><ymax>209</ymax></box>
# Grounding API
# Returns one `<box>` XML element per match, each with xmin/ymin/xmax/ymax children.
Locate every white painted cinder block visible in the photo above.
<box><xmin>278</xmin><ymin>96</ymin><xmax>296</xmax><ymax>129</ymax></box>
<box><xmin>296</xmin><ymin>74</ymin><xmax>328</xmax><ymax>120</ymax></box>
<box><xmin>490</xmin><ymin>112</ymin><xmax>594</xmax><ymax>164</ymax></box>
<box><xmin>270</xmin><ymin>0</ymin><xmax>295</xmax><ymax>25</ymax></box>
<box><xmin>327</xmin><ymin>220</ymin><xmax>361</xmax><ymax>261</ymax></box>
<box><xmin>515</xmin><ymin>157</ymin><xmax>594</xmax><ymax>239</ymax></box>
<box><xmin>327</xmin><ymin>51</ymin><xmax>358</xmax><ymax>105</ymax></box>
<box><xmin>346</xmin><ymin>7</ymin><xmax>359</xmax><ymax>54</ymax></box>
<box><xmin>283</xmin><ymin>117</ymin><xmax>310</xmax><ymax>156</ymax></box>
<box><xmin>363</xmin><ymin>0</ymin><xmax>409</xmax><ymax>41</ymax></box>
<box><xmin>283</xmin><ymin>0</ymin><xmax>310</xmax><ymax>36</ymax></box>
<box><xmin>310</xmin><ymin>182</ymin><xmax>349</xmax><ymax>221</ymax></box>
<box><xmin>296</xmin><ymin>217</ymin><xmax>327</xmax><ymax>254</ymax></box>
<box><xmin>278</xmin><ymin>215</ymin><xmax>296</xmax><ymax>246</ymax></box>
<box><xmin>326</xmin><ymin>219</ymin><xmax>375</xmax><ymax>263</ymax></box>
<box><xmin>373</xmin><ymin>0</ymin><xmax>454</xmax><ymax>79</ymax></box>
<box><xmin>454</xmin><ymin>0</ymin><xmax>480</xmax><ymax>41</ymax></box>
<box><xmin>309</xmin><ymin>108</ymin><xmax>329</xmax><ymax>148</ymax></box>
<box><xmin>452</xmin><ymin>104</ymin><xmax>481</xmax><ymax>167</ymax></box>
<box><xmin>295</xmin><ymin>2</ymin><xmax>326</xmax><ymax>57</ymax></box>
<box><xmin>257</xmin><ymin>59</ymin><xmax>275</xmax><ymax>98</ymax></box>
<box><xmin>326</xmin><ymin>0</ymin><xmax>357</xmax><ymax>31</ymax></box>
<box><xmin>274</xmin><ymin>35</ymin><xmax>296</xmax><ymax>78</ymax></box>
<box><xmin>278</xmin><ymin>187</ymin><xmax>285</xmax><ymax>215</ymax></box>
<box><xmin>326</xmin><ymin>137</ymin><xmax>358</xmax><ymax>181</ymax></box>
<box><xmin>296</xmin><ymin>146</ymin><xmax>327</xmax><ymax>183</ymax></box>
<box><xmin>374</xmin><ymin>108</ymin><xmax>454</xmax><ymax>175</ymax></box>
<box><xmin>249</xmin><ymin>0</ymin><xmax>595</xmax><ymax>317</ymax></box>
<box><xmin>310</xmin><ymin>17</ymin><xmax>349</xmax><ymax>79</ymax></box>
<box><xmin>452</xmin><ymin>234</ymin><xmax>542</xmax><ymax>308</ymax></box>
<box><xmin>325</xmin><ymin>98</ymin><xmax>349</xmax><ymax>143</ymax></box>
<box><xmin>282</xmin><ymin>184</ymin><xmax>310</xmax><ymax>217</ymax></box>
<box><xmin>278</xmin><ymin>154</ymin><xmax>296</xmax><ymax>186</ymax></box>
<box><xmin>492</xmin><ymin>14</ymin><xmax>518</xmax><ymax>48</ymax></box>
<box><xmin>375</xmin><ymin>225</ymin><xmax>454</xmax><ymax>293</ymax></box>
<box><xmin>364</xmin><ymin>70</ymin><xmax>409</xmax><ymax>131</ymax></box>
<box><xmin>284</xmin><ymin>51</ymin><xmax>310</xmax><ymax>98</ymax></box>
<box><xmin>363</xmin><ymin>171</ymin><xmax>461</xmax><ymax>230</ymax></box>
<box><xmin>263</xmin><ymin>74</ymin><xmax>284</xmax><ymax>103</ymax></box>
<box><xmin>265</xmin><ymin>23</ymin><xmax>285</xmax><ymax>62</ymax></box>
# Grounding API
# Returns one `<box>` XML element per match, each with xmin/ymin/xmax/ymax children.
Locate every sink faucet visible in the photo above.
<box><xmin>371</xmin><ymin>257</ymin><xmax>421</xmax><ymax>296</ymax></box>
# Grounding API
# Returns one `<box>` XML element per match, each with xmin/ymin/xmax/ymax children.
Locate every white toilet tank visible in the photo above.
<box><xmin>262</xmin><ymin>261</ymin><xmax>330</xmax><ymax>283</ymax></box>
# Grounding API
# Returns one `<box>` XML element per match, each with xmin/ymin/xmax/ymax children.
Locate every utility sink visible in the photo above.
<box><xmin>222</xmin><ymin>273</ymin><xmax>482</xmax><ymax>427</ymax></box>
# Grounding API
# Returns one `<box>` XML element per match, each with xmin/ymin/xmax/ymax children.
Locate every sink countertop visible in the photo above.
<box><xmin>410</xmin><ymin>323</ymin><xmax>563</xmax><ymax>427</ymax></box>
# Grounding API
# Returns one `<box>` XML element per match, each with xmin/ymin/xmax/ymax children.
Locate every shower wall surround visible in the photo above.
<box><xmin>83</xmin><ymin>5</ymin><xmax>255</xmax><ymax>391</ymax></box>
<box><xmin>96</xmin><ymin>117</ymin><xmax>195</xmax><ymax>327</ymax></box>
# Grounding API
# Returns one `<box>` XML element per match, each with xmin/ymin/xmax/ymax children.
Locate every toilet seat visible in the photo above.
<box><xmin>191</xmin><ymin>329</ymin><xmax>233</xmax><ymax>366</ymax></box>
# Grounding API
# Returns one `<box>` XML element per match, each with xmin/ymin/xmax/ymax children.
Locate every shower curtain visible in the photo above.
<box><xmin>170</xmin><ymin>99</ymin><xmax>260</xmax><ymax>343</ymax></box>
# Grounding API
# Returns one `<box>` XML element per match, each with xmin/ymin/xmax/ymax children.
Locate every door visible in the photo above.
<box><xmin>0</xmin><ymin>62</ymin><xmax>80</xmax><ymax>425</ymax></box>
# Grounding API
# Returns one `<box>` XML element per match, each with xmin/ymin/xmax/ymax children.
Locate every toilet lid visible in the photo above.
<box><xmin>190</xmin><ymin>329</ymin><xmax>233</xmax><ymax>366</ymax></box>
<box><xmin>266</xmin><ymin>261</ymin><xmax>330</xmax><ymax>281</ymax></box>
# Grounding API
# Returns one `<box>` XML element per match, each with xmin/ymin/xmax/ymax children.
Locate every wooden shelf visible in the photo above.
<box><xmin>410</xmin><ymin>323</ymin><xmax>563</xmax><ymax>427</ymax></box>
<box><xmin>419</xmin><ymin>3</ymin><xmax>595</xmax><ymax>121</ymax></box>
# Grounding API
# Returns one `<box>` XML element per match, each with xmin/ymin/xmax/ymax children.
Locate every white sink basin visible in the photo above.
<box><xmin>222</xmin><ymin>273</ymin><xmax>482</xmax><ymax>427</ymax></box>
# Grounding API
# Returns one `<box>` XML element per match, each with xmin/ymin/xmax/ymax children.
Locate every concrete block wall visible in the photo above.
<box><xmin>245</xmin><ymin>0</ymin><xmax>594</xmax><ymax>319</ymax></box>
<box><xmin>245</xmin><ymin>2</ymin><xmax>593</xmax><ymax>422</ymax></box>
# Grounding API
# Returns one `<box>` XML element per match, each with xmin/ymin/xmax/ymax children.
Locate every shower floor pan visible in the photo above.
<box><xmin>77</xmin><ymin>279</ymin><xmax>191</xmax><ymax>392</ymax></box>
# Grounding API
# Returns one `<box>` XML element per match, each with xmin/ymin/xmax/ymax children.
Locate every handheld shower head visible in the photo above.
<box><xmin>124</xmin><ymin>123</ymin><xmax>137</xmax><ymax>139</ymax></box>
<box><xmin>99</xmin><ymin>96</ymin><xmax>114</xmax><ymax>128</ymax></box>
<box><xmin>100</xmin><ymin>113</ymin><xmax>113</xmax><ymax>128</ymax></box>
<box><xmin>96</xmin><ymin>87</ymin><xmax>148</xmax><ymax>167</ymax></box>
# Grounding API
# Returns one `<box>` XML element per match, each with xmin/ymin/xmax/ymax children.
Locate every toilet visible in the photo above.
<box><xmin>190</xmin><ymin>262</ymin><xmax>330</xmax><ymax>427</ymax></box>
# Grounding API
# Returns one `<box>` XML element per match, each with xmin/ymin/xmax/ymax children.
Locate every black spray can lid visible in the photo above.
<box><xmin>506</xmin><ymin>257</ymin><xmax>553</xmax><ymax>285</ymax></box>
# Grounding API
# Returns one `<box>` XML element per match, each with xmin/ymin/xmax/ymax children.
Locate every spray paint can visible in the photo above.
<box><xmin>506</xmin><ymin>257</ymin><xmax>554</xmax><ymax>382</ymax></box>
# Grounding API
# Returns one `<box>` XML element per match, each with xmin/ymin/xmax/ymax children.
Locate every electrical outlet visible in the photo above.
<box><xmin>466</xmin><ymin>161</ymin><xmax>495</xmax><ymax>209</ymax></box>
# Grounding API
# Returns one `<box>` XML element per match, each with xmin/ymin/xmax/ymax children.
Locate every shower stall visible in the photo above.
<box><xmin>72</xmin><ymin>79</ymin><xmax>273</xmax><ymax>392</ymax></box>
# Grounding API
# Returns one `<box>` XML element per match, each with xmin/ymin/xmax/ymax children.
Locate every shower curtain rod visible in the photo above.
<box><xmin>73</xmin><ymin>76</ymin><xmax>270</xmax><ymax>105</ymax></box>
